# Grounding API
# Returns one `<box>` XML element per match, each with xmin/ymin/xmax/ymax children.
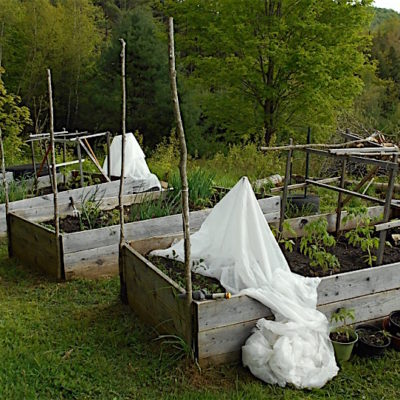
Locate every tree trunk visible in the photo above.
<box><xmin>168</xmin><ymin>17</ymin><xmax>192</xmax><ymax>310</ymax></box>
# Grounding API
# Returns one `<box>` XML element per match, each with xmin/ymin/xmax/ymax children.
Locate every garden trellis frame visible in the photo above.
<box><xmin>26</xmin><ymin>130</ymin><xmax>113</xmax><ymax>189</ymax></box>
<box><xmin>261</xmin><ymin>130</ymin><xmax>400</xmax><ymax>265</ymax></box>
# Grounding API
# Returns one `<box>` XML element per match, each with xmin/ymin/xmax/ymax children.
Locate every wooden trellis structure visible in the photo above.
<box><xmin>261</xmin><ymin>131</ymin><xmax>400</xmax><ymax>266</ymax></box>
<box><xmin>26</xmin><ymin>130</ymin><xmax>113</xmax><ymax>189</ymax></box>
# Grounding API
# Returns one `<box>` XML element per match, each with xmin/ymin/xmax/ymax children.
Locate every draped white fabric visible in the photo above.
<box><xmin>151</xmin><ymin>177</ymin><xmax>338</xmax><ymax>388</ymax></box>
<box><xmin>103</xmin><ymin>133</ymin><xmax>161</xmax><ymax>191</ymax></box>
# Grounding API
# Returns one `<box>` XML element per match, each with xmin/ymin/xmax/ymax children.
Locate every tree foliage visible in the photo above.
<box><xmin>164</xmin><ymin>0</ymin><xmax>373</xmax><ymax>145</ymax></box>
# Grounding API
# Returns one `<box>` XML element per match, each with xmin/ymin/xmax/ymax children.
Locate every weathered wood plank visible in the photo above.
<box><xmin>196</xmin><ymin>288</ymin><xmax>400</xmax><ymax>364</ymax></box>
<box><xmin>197</xmin><ymin>318</ymin><xmax>261</xmax><ymax>360</ymax></box>
<box><xmin>318</xmin><ymin>262</ymin><xmax>400</xmax><ymax>305</ymax></box>
<box><xmin>197</xmin><ymin>295</ymin><xmax>272</xmax><ymax>332</ymax></box>
<box><xmin>123</xmin><ymin>245</ymin><xmax>192</xmax><ymax>343</ymax></box>
<box><xmin>62</xmin><ymin>196</ymin><xmax>280</xmax><ymax>254</ymax></box>
<box><xmin>270</xmin><ymin>206</ymin><xmax>384</xmax><ymax>238</ymax></box>
<box><xmin>9</xmin><ymin>213</ymin><xmax>62</xmax><ymax>279</ymax></box>
<box><xmin>318</xmin><ymin>288</ymin><xmax>400</xmax><ymax>324</ymax></box>
<box><xmin>63</xmin><ymin>243</ymin><xmax>118</xmax><ymax>279</ymax></box>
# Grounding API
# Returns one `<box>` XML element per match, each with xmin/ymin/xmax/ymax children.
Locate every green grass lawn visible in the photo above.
<box><xmin>1</xmin><ymin>239</ymin><xmax>399</xmax><ymax>399</ymax></box>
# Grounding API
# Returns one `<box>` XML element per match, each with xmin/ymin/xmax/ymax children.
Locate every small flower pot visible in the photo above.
<box><xmin>355</xmin><ymin>324</ymin><xmax>391</xmax><ymax>358</ymax></box>
<box><xmin>388</xmin><ymin>311</ymin><xmax>400</xmax><ymax>337</ymax></box>
<box><xmin>383</xmin><ymin>317</ymin><xmax>400</xmax><ymax>351</ymax></box>
<box><xmin>330</xmin><ymin>331</ymin><xmax>358</xmax><ymax>363</ymax></box>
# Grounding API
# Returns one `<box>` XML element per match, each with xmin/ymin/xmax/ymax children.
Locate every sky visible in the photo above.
<box><xmin>374</xmin><ymin>0</ymin><xmax>400</xmax><ymax>12</ymax></box>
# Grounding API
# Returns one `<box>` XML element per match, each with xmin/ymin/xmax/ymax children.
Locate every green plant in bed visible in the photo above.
<box><xmin>300</xmin><ymin>218</ymin><xmax>340</xmax><ymax>271</ymax></box>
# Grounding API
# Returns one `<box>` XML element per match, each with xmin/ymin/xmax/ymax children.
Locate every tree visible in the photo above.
<box><xmin>79</xmin><ymin>6</ymin><xmax>173</xmax><ymax>147</ymax></box>
<box><xmin>165</xmin><ymin>0</ymin><xmax>374</xmax><ymax>145</ymax></box>
<box><xmin>0</xmin><ymin>68</ymin><xmax>31</xmax><ymax>163</ymax></box>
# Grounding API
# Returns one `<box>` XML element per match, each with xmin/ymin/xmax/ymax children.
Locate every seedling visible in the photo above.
<box><xmin>343</xmin><ymin>206</ymin><xmax>380</xmax><ymax>267</ymax></box>
<box><xmin>300</xmin><ymin>218</ymin><xmax>340</xmax><ymax>271</ymax></box>
<box><xmin>271</xmin><ymin>221</ymin><xmax>296</xmax><ymax>252</ymax></box>
<box><xmin>330</xmin><ymin>308</ymin><xmax>356</xmax><ymax>342</ymax></box>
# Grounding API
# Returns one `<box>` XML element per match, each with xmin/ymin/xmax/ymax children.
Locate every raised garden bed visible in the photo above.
<box><xmin>121</xmin><ymin>205</ymin><xmax>400</xmax><ymax>366</ymax></box>
<box><xmin>8</xmin><ymin>195</ymin><xmax>280</xmax><ymax>280</ymax></box>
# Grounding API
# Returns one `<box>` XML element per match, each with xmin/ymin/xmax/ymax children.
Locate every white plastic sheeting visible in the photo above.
<box><xmin>103</xmin><ymin>133</ymin><xmax>161</xmax><ymax>192</ymax></box>
<box><xmin>151</xmin><ymin>177</ymin><xmax>338</xmax><ymax>389</ymax></box>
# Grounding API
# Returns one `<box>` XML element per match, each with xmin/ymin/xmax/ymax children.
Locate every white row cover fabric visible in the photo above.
<box><xmin>151</xmin><ymin>177</ymin><xmax>338</xmax><ymax>389</ymax></box>
<box><xmin>103</xmin><ymin>133</ymin><xmax>161</xmax><ymax>192</ymax></box>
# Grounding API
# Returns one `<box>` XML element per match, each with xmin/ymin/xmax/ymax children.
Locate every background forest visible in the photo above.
<box><xmin>0</xmin><ymin>0</ymin><xmax>399</xmax><ymax>162</ymax></box>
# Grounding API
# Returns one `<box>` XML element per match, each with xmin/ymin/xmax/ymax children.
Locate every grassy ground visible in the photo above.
<box><xmin>1</xmin><ymin>240</ymin><xmax>400</xmax><ymax>399</ymax></box>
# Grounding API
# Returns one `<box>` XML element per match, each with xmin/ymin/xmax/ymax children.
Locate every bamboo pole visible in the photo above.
<box><xmin>260</xmin><ymin>138</ymin><xmax>381</xmax><ymax>152</ymax></box>
<box><xmin>0</xmin><ymin>127</ymin><xmax>9</xmax><ymax>215</ymax></box>
<box><xmin>47</xmin><ymin>69</ymin><xmax>60</xmax><ymax>241</ymax></box>
<box><xmin>168</xmin><ymin>17</ymin><xmax>192</xmax><ymax>309</ymax></box>
<box><xmin>119</xmin><ymin>38</ymin><xmax>127</xmax><ymax>302</ymax></box>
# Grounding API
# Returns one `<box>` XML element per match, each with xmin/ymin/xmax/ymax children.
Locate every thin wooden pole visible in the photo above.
<box><xmin>376</xmin><ymin>154</ymin><xmax>398</xmax><ymax>265</ymax></box>
<box><xmin>77</xmin><ymin>142</ymin><xmax>84</xmax><ymax>187</ymax></box>
<box><xmin>30</xmin><ymin>140</ymin><xmax>38</xmax><ymax>191</ymax></box>
<box><xmin>260</xmin><ymin>138</ymin><xmax>381</xmax><ymax>152</ymax></box>
<box><xmin>335</xmin><ymin>159</ymin><xmax>347</xmax><ymax>236</ymax></box>
<box><xmin>47</xmin><ymin>69</ymin><xmax>60</xmax><ymax>241</ymax></box>
<box><xmin>279</xmin><ymin>138</ymin><xmax>293</xmax><ymax>233</ymax></box>
<box><xmin>0</xmin><ymin>127</ymin><xmax>9</xmax><ymax>215</ymax></box>
<box><xmin>63</xmin><ymin>135</ymin><xmax>66</xmax><ymax>186</ymax></box>
<box><xmin>119</xmin><ymin>38</ymin><xmax>127</xmax><ymax>302</ymax></box>
<box><xmin>169</xmin><ymin>17</ymin><xmax>192</xmax><ymax>310</ymax></box>
<box><xmin>107</xmin><ymin>131</ymin><xmax>111</xmax><ymax>179</ymax></box>
<box><xmin>304</xmin><ymin>127</ymin><xmax>311</xmax><ymax>198</ymax></box>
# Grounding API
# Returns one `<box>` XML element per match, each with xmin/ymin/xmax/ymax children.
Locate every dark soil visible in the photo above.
<box><xmin>330</xmin><ymin>331</ymin><xmax>356</xmax><ymax>343</ymax></box>
<box><xmin>148</xmin><ymin>255</ymin><xmax>225</xmax><ymax>295</ymax></box>
<box><xmin>357</xmin><ymin>329</ymin><xmax>388</xmax><ymax>347</ymax></box>
<box><xmin>280</xmin><ymin>235</ymin><xmax>400</xmax><ymax>278</ymax></box>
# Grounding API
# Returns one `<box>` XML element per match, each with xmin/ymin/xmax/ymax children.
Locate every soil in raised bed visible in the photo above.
<box><xmin>280</xmin><ymin>234</ymin><xmax>400</xmax><ymax>278</ymax></box>
<box><xmin>148</xmin><ymin>255</ymin><xmax>225</xmax><ymax>295</ymax></box>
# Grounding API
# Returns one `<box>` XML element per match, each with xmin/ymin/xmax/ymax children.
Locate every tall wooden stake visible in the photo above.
<box><xmin>335</xmin><ymin>158</ymin><xmax>347</xmax><ymax>236</ymax></box>
<box><xmin>279</xmin><ymin>138</ymin><xmax>293</xmax><ymax>233</ymax></box>
<box><xmin>377</xmin><ymin>154</ymin><xmax>398</xmax><ymax>265</ymax></box>
<box><xmin>47</xmin><ymin>69</ymin><xmax>60</xmax><ymax>243</ymax></box>
<box><xmin>169</xmin><ymin>18</ymin><xmax>192</xmax><ymax>308</ymax></box>
<box><xmin>0</xmin><ymin>128</ymin><xmax>9</xmax><ymax>215</ymax></box>
<box><xmin>119</xmin><ymin>38</ymin><xmax>127</xmax><ymax>302</ymax></box>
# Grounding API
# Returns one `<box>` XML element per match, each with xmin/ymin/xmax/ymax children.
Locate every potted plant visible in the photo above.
<box><xmin>383</xmin><ymin>316</ymin><xmax>400</xmax><ymax>351</ymax></box>
<box><xmin>388</xmin><ymin>310</ymin><xmax>400</xmax><ymax>337</ymax></box>
<box><xmin>355</xmin><ymin>324</ymin><xmax>391</xmax><ymax>357</ymax></box>
<box><xmin>329</xmin><ymin>308</ymin><xmax>358</xmax><ymax>363</ymax></box>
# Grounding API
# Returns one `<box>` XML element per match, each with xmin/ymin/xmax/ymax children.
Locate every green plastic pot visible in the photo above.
<box><xmin>330</xmin><ymin>332</ymin><xmax>358</xmax><ymax>363</ymax></box>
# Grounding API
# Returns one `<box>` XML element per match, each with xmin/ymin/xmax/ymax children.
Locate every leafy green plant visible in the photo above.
<box><xmin>169</xmin><ymin>168</ymin><xmax>216</xmax><ymax>209</ymax></box>
<box><xmin>343</xmin><ymin>206</ymin><xmax>380</xmax><ymax>267</ymax></box>
<box><xmin>78</xmin><ymin>188</ymin><xmax>104</xmax><ymax>230</ymax></box>
<box><xmin>271</xmin><ymin>221</ymin><xmax>296</xmax><ymax>252</ymax></box>
<box><xmin>330</xmin><ymin>308</ymin><xmax>356</xmax><ymax>342</ymax></box>
<box><xmin>129</xmin><ymin>191</ymin><xmax>181</xmax><ymax>222</ymax></box>
<box><xmin>300</xmin><ymin>218</ymin><xmax>340</xmax><ymax>271</ymax></box>
<box><xmin>285</xmin><ymin>201</ymin><xmax>316</xmax><ymax>219</ymax></box>
<box><xmin>0</xmin><ymin>175</ymin><xmax>29</xmax><ymax>203</ymax></box>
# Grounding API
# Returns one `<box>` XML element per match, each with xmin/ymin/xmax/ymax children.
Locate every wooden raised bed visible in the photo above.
<box><xmin>8</xmin><ymin>195</ymin><xmax>280</xmax><ymax>280</ymax></box>
<box><xmin>121</xmin><ymin>205</ymin><xmax>400</xmax><ymax>366</ymax></box>
<box><xmin>0</xmin><ymin>177</ymin><xmax>152</xmax><ymax>236</ymax></box>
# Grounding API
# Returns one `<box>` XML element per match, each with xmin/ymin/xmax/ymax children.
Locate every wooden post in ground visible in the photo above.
<box><xmin>0</xmin><ymin>127</ymin><xmax>9</xmax><ymax>215</ymax></box>
<box><xmin>377</xmin><ymin>154</ymin><xmax>398</xmax><ymax>265</ymax></box>
<box><xmin>279</xmin><ymin>138</ymin><xmax>293</xmax><ymax>233</ymax></box>
<box><xmin>169</xmin><ymin>17</ymin><xmax>192</xmax><ymax>310</ymax></box>
<box><xmin>119</xmin><ymin>38</ymin><xmax>127</xmax><ymax>302</ymax></box>
<box><xmin>47</xmin><ymin>69</ymin><xmax>60</xmax><ymax>244</ymax></box>
<box><xmin>63</xmin><ymin>134</ymin><xmax>67</xmax><ymax>186</ymax></box>
<box><xmin>77</xmin><ymin>141</ymin><xmax>84</xmax><ymax>187</ymax></box>
<box><xmin>107</xmin><ymin>131</ymin><xmax>111</xmax><ymax>179</ymax></box>
<box><xmin>335</xmin><ymin>158</ymin><xmax>347</xmax><ymax>236</ymax></box>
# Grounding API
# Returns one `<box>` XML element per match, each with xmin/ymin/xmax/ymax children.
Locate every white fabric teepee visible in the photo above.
<box><xmin>151</xmin><ymin>177</ymin><xmax>338</xmax><ymax>389</ymax></box>
<box><xmin>103</xmin><ymin>133</ymin><xmax>161</xmax><ymax>192</ymax></box>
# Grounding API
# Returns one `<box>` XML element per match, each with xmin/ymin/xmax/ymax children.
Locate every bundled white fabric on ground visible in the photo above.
<box><xmin>151</xmin><ymin>177</ymin><xmax>338</xmax><ymax>389</ymax></box>
<box><xmin>103</xmin><ymin>133</ymin><xmax>161</xmax><ymax>192</ymax></box>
